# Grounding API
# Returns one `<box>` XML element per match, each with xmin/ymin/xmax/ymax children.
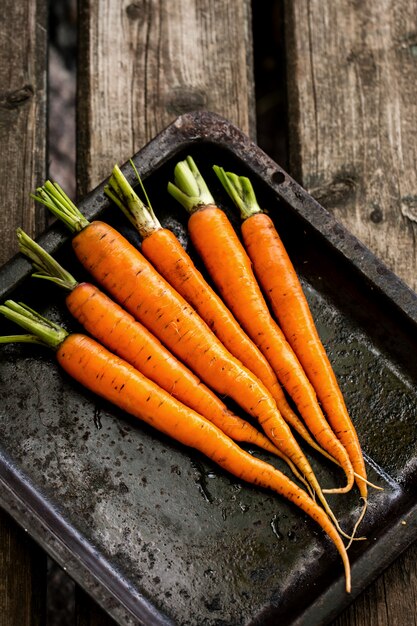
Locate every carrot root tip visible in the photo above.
<box><xmin>346</xmin><ymin>497</ymin><xmax>368</xmax><ymax>550</ymax></box>
<box><xmin>322</xmin><ymin>485</ymin><xmax>354</xmax><ymax>495</ymax></box>
<box><xmin>353</xmin><ymin>471</ymin><xmax>384</xmax><ymax>491</ymax></box>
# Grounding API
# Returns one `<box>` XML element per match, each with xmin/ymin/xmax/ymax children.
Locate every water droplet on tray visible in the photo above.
<box><xmin>270</xmin><ymin>514</ymin><xmax>283</xmax><ymax>540</ymax></box>
<box><xmin>93</xmin><ymin>406</ymin><xmax>102</xmax><ymax>430</ymax></box>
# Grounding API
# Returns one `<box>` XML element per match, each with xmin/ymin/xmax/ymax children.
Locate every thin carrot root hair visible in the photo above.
<box><xmin>323</xmin><ymin>473</ymin><xmax>383</xmax><ymax>494</ymax></box>
<box><xmin>346</xmin><ymin>498</ymin><xmax>368</xmax><ymax>550</ymax></box>
<box><xmin>320</xmin><ymin>482</ymin><xmax>355</xmax><ymax>495</ymax></box>
<box><xmin>331</xmin><ymin>515</ymin><xmax>366</xmax><ymax>543</ymax></box>
<box><xmin>270</xmin><ymin>453</ymin><xmax>315</xmax><ymax>498</ymax></box>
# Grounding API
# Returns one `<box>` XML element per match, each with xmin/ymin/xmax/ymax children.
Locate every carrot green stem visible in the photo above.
<box><xmin>129</xmin><ymin>159</ymin><xmax>158</xmax><ymax>223</ymax></box>
<box><xmin>0</xmin><ymin>301</ymin><xmax>68</xmax><ymax>349</ymax></box>
<box><xmin>213</xmin><ymin>166</ymin><xmax>261</xmax><ymax>220</ymax></box>
<box><xmin>167</xmin><ymin>156</ymin><xmax>214</xmax><ymax>213</ymax></box>
<box><xmin>31</xmin><ymin>181</ymin><xmax>89</xmax><ymax>233</ymax></box>
<box><xmin>17</xmin><ymin>229</ymin><xmax>78</xmax><ymax>292</ymax></box>
<box><xmin>0</xmin><ymin>334</ymin><xmax>47</xmax><ymax>346</ymax></box>
<box><xmin>104</xmin><ymin>163</ymin><xmax>161</xmax><ymax>238</ymax></box>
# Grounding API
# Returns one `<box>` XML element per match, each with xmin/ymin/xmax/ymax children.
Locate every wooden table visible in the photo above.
<box><xmin>1</xmin><ymin>1</ymin><xmax>416</xmax><ymax>624</ymax></box>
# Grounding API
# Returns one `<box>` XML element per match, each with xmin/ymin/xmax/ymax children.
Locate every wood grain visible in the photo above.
<box><xmin>0</xmin><ymin>511</ymin><xmax>46</xmax><ymax>626</ymax></box>
<box><xmin>77</xmin><ymin>0</ymin><xmax>255</xmax><ymax>195</ymax></box>
<box><xmin>75</xmin><ymin>587</ymin><xmax>117</xmax><ymax>626</ymax></box>
<box><xmin>0</xmin><ymin>0</ymin><xmax>48</xmax><ymax>263</ymax></box>
<box><xmin>334</xmin><ymin>547</ymin><xmax>417</xmax><ymax>626</ymax></box>
<box><xmin>0</xmin><ymin>0</ymin><xmax>48</xmax><ymax>623</ymax></box>
<box><xmin>286</xmin><ymin>0</ymin><xmax>417</xmax><ymax>292</ymax></box>
<box><xmin>285</xmin><ymin>1</ymin><xmax>417</xmax><ymax>625</ymax></box>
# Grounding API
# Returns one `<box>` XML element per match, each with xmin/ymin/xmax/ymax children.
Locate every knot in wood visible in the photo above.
<box><xmin>0</xmin><ymin>84</ymin><xmax>34</xmax><ymax>110</ymax></box>
<box><xmin>310</xmin><ymin>175</ymin><xmax>358</xmax><ymax>208</ymax></box>
<box><xmin>369</xmin><ymin>207</ymin><xmax>383</xmax><ymax>224</ymax></box>
<box><xmin>126</xmin><ymin>2</ymin><xmax>143</xmax><ymax>21</ymax></box>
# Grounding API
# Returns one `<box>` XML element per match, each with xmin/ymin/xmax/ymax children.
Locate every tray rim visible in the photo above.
<box><xmin>1</xmin><ymin>110</ymin><xmax>417</xmax><ymax>626</ymax></box>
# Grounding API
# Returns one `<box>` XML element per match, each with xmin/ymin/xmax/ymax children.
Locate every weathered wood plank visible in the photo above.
<box><xmin>0</xmin><ymin>0</ymin><xmax>48</xmax><ymax>263</ymax></box>
<box><xmin>0</xmin><ymin>511</ymin><xmax>46</xmax><ymax>626</ymax></box>
<box><xmin>75</xmin><ymin>587</ymin><xmax>117</xmax><ymax>626</ymax></box>
<box><xmin>0</xmin><ymin>0</ymin><xmax>48</xmax><ymax>623</ymax></box>
<box><xmin>285</xmin><ymin>0</ymin><xmax>417</xmax><ymax>292</ymax></box>
<box><xmin>77</xmin><ymin>0</ymin><xmax>255</xmax><ymax>195</ymax></box>
<box><xmin>285</xmin><ymin>1</ymin><xmax>417</xmax><ymax>625</ymax></box>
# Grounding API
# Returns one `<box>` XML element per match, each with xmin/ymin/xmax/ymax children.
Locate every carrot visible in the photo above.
<box><xmin>167</xmin><ymin>156</ymin><xmax>356</xmax><ymax>497</ymax></box>
<box><xmin>17</xmin><ymin>229</ymin><xmax>312</xmax><ymax>488</ymax></box>
<box><xmin>31</xmin><ymin>181</ymin><xmax>348</xmax><ymax>533</ymax></box>
<box><xmin>0</xmin><ymin>301</ymin><xmax>351</xmax><ymax>592</ymax></box>
<box><xmin>104</xmin><ymin>163</ymin><xmax>335</xmax><ymax>464</ymax></box>
<box><xmin>213</xmin><ymin>167</ymin><xmax>369</xmax><ymax>506</ymax></box>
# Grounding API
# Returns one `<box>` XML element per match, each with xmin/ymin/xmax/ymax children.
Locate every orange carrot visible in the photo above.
<box><xmin>213</xmin><ymin>167</ymin><xmax>368</xmax><ymax>505</ymax></box>
<box><xmin>0</xmin><ymin>301</ymin><xmax>351</xmax><ymax>592</ymax></box>
<box><xmin>104</xmin><ymin>163</ymin><xmax>334</xmax><ymax>463</ymax></box>
<box><xmin>31</xmin><ymin>181</ymin><xmax>347</xmax><ymax>532</ymax></box>
<box><xmin>167</xmin><ymin>156</ymin><xmax>356</xmax><ymax>497</ymax></box>
<box><xmin>17</xmin><ymin>229</ymin><xmax>311</xmax><ymax>486</ymax></box>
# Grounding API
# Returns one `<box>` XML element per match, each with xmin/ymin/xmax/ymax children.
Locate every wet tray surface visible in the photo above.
<box><xmin>1</xmin><ymin>112</ymin><xmax>417</xmax><ymax>626</ymax></box>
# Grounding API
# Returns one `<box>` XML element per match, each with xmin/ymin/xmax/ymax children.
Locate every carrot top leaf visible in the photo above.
<box><xmin>167</xmin><ymin>156</ymin><xmax>214</xmax><ymax>213</ymax></box>
<box><xmin>31</xmin><ymin>182</ymin><xmax>89</xmax><ymax>233</ymax></box>
<box><xmin>105</xmin><ymin>163</ymin><xmax>161</xmax><ymax>238</ymax></box>
<box><xmin>0</xmin><ymin>301</ymin><xmax>68</xmax><ymax>349</ymax></box>
<box><xmin>17</xmin><ymin>229</ymin><xmax>78</xmax><ymax>292</ymax></box>
<box><xmin>213</xmin><ymin>166</ymin><xmax>261</xmax><ymax>220</ymax></box>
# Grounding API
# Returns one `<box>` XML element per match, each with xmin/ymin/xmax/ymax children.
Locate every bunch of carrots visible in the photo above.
<box><xmin>0</xmin><ymin>155</ymin><xmax>379</xmax><ymax>594</ymax></box>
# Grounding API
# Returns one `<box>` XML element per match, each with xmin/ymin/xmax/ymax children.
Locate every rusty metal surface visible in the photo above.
<box><xmin>1</xmin><ymin>112</ymin><xmax>417</xmax><ymax>626</ymax></box>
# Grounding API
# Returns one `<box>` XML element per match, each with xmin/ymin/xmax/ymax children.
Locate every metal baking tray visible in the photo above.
<box><xmin>1</xmin><ymin>111</ymin><xmax>417</xmax><ymax>626</ymax></box>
